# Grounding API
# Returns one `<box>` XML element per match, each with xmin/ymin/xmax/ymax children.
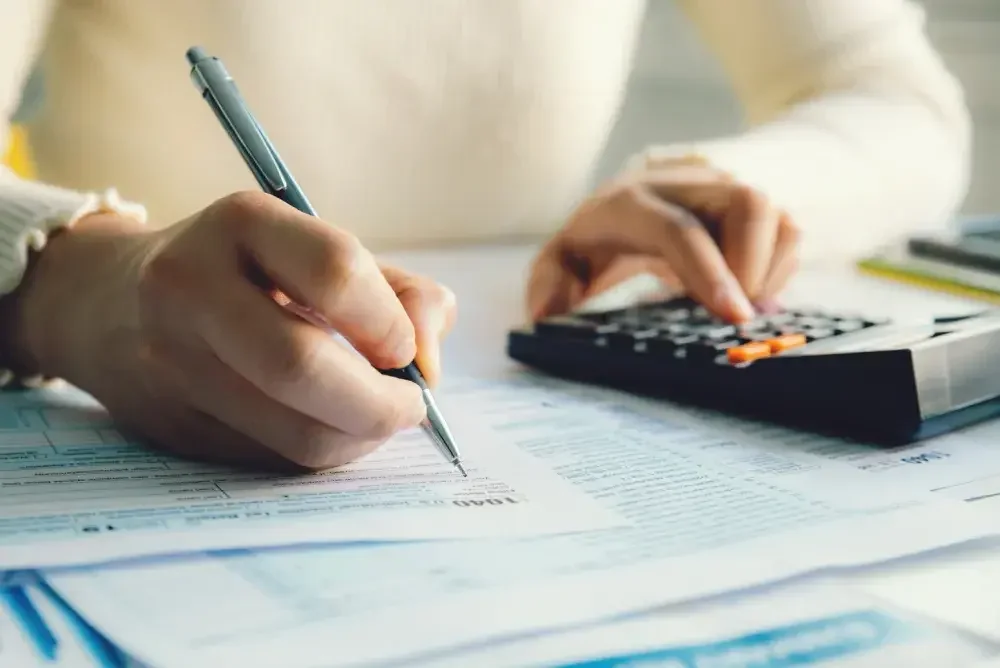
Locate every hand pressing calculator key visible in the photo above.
<box><xmin>507</xmin><ymin>297</ymin><xmax>1000</xmax><ymax>445</ymax></box>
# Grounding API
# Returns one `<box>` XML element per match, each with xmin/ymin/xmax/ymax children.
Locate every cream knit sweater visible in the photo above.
<box><xmin>0</xmin><ymin>0</ymin><xmax>971</xmax><ymax>295</ymax></box>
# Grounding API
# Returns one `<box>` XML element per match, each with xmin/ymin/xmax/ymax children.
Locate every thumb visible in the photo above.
<box><xmin>526</xmin><ymin>243</ymin><xmax>585</xmax><ymax>320</ymax></box>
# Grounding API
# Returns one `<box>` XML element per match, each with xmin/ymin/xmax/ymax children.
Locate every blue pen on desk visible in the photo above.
<box><xmin>184</xmin><ymin>47</ymin><xmax>466</xmax><ymax>476</ymax></box>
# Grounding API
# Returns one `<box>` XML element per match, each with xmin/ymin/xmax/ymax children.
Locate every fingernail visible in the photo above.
<box><xmin>393</xmin><ymin>338</ymin><xmax>417</xmax><ymax>367</ymax></box>
<box><xmin>755</xmin><ymin>298</ymin><xmax>780</xmax><ymax>315</ymax></box>
<box><xmin>418</xmin><ymin>350</ymin><xmax>441</xmax><ymax>388</ymax></box>
<box><xmin>713</xmin><ymin>283</ymin><xmax>755</xmax><ymax>322</ymax></box>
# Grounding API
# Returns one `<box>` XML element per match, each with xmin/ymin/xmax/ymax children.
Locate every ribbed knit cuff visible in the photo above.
<box><xmin>0</xmin><ymin>176</ymin><xmax>147</xmax><ymax>388</ymax></box>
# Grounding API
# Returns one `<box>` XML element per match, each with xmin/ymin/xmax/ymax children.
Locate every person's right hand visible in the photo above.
<box><xmin>6</xmin><ymin>191</ymin><xmax>456</xmax><ymax>471</ymax></box>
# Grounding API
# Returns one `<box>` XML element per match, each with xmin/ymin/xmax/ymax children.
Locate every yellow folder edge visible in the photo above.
<box><xmin>2</xmin><ymin>125</ymin><xmax>35</xmax><ymax>178</ymax></box>
<box><xmin>857</xmin><ymin>258</ymin><xmax>1000</xmax><ymax>305</ymax></box>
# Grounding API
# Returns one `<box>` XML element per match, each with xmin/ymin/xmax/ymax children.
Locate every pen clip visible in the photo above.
<box><xmin>189</xmin><ymin>53</ymin><xmax>287</xmax><ymax>194</ymax></box>
<box><xmin>223</xmin><ymin>103</ymin><xmax>287</xmax><ymax>195</ymax></box>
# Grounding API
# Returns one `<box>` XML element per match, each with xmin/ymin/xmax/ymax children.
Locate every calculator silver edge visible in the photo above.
<box><xmin>911</xmin><ymin>316</ymin><xmax>1000</xmax><ymax>418</ymax></box>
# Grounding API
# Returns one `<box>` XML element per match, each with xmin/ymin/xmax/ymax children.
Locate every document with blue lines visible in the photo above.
<box><xmin>44</xmin><ymin>376</ymin><xmax>999</xmax><ymax>668</ymax></box>
<box><xmin>0</xmin><ymin>385</ymin><xmax>621</xmax><ymax>569</ymax></box>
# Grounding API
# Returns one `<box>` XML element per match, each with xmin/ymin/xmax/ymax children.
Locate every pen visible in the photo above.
<box><xmin>184</xmin><ymin>47</ymin><xmax>466</xmax><ymax>477</ymax></box>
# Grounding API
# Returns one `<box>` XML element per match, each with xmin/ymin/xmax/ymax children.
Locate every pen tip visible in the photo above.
<box><xmin>456</xmin><ymin>462</ymin><xmax>468</xmax><ymax>477</ymax></box>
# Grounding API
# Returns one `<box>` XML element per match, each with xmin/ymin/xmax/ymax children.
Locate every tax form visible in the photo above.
<box><xmin>0</xmin><ymin>385</ymin><xmax>621</xmax><ymax>569</ymax></box>
<box><xmin>44</xmin><ymin>376</ymin><xmax>1000</xmax><ymax>668</ymax></box>
<box><xmin>656</xmin><ymin>393</ymin><xmax>1000</xmax><ymax>502</ymax></box>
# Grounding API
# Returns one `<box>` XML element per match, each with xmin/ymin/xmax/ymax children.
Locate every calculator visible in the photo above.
<box><xmin>507</xmin><ymin>297</ymin><xmax>1000</xmax><ymax>445</ymax></box>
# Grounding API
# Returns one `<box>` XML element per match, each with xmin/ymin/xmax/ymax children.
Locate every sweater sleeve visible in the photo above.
<box><xmin>634</xmin><ymin>0</ymin><xmax>972</xmax><ymax>263</ymax></box>
<box><xmin>1</xmin><ymin>0</ymin><xmax>145</xmax><ymax>386</ymax></box>
<box><xmin>0</xmin><ymin>0</ymin><xmax>145</xmax><ymax>297</ymax></box>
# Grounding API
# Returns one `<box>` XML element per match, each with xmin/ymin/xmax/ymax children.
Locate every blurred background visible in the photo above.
<box><xmin>597</xmin><ymin>0</ymin><xmax>1000</xmax><ymax>217</ymax></box>
<box><xmin>5</xmin><ymin>1</ymin><xmax>998</xmax><ymax>218</ymax></box>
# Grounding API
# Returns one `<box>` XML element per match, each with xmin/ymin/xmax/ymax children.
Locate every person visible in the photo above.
<box><xmin>0</xmin><ymin>0</ymin><xmax>970</xmax><ymax>470</ymax></box>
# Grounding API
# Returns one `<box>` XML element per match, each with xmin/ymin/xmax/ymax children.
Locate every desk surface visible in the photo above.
<box><xmin>383</xmin><ymin>243</ymin><xmax>1000</xmax><ymax>644</ymax></box>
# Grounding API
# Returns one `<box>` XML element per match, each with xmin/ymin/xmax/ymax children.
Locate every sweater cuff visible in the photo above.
<box><xmin>0</xmin><ymin>180</ymin><xmax>147</xmax><ymax>296</ymax></box>
<box><xmin>0</xmin><ymin>177</ymin><xmax>147</xmax><ymax>388</ymax></box>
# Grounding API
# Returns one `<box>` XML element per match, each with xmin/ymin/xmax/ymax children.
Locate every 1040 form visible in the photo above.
<box><xmin>0</xmin><ymin>385</ymin><xmax>621</xmax><ymax>569</ymax></box>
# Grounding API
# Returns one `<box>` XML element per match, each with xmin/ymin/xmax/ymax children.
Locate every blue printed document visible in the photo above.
<box><xmin>416</xmin><ymin>579</ymin><xmax>997</xmax><ymax>668</ymax></box>
<box><xmin>1</xmin><ymin>578</ymin><xmax>139</xmax><ymax>667</ymax></box>
<box><xmin>43</xmin><ymin>377</ymin><xmax>1000</xmax><ymax>667</ymax></box>
<box><xmin>0</xmin><ymin>385</ymin><xmax>622</xmax><ymax>569</ymax></box>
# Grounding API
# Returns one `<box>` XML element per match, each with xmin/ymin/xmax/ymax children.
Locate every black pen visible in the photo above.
<box><xmin>184</xmin><ymin>47</ymin><xmax>466</xmax><ymax>476</ymax></box>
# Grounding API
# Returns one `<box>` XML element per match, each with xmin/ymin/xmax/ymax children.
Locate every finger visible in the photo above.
<box><xmin>217</xmin><ymin>192</ymin><xmax>416</xmax><ymax>369</ymax></box>
<box><xmin>526</xmin><ymin>241</ymin><xmax>586</xmax><ymax>320</ymax></box>
<box><xmin>527</xmin><ymin>186</ymin><xmax>711</xmax><ymax>320</ymax></box>
<box><xmin>757</xmin><ymin>254</ymin><xmax>798</xmax><ymax>307</ymax></box>
<box><xmin>645</xmin><ymin>164</ymin><xmax>734</xmax><ymax>219</ymax></box>
<box><xmin>529</xmin><ymin>185</ymin><xmax>752</xmax><ymax>322</ymax></box>
<box><xmin>145</xmin><ymin>342</ymin><xmax>387</xmax><ymax>470</ymax></box>
<box><xmin>719</xmin><ymin>186</ymin><xmax>780</xmax><ymax>300</ymax></box>
<box><xmin>380</xmin><ymin>265</ymin><xmax>457</xmax><ymax>388</ymax></box>
<box><xmin>756</xmin><ymin>213</ymin><xmax>801</xmax><ymax>303</ymax></box>
<box><xmin>112</xmin><ymin>408</ymin><xmax>295</xmax><ymax>473</ymax></box>
<box><xmin>120</xmin><ymin>404</ymin><xmax>318</xmax><ymax>473</ymax></box>
<box><xmin>629</xmin><ymin>187</ymin><xmax>754</xmax><ymax>322</ymax></box>
<box><xmin>582</xmin><ymin>254</ymin><xmax>679</xmax><ymax>301</ymax></box>
<box><xmin>194</xmin><ymin>274</ymin><xmax>426</xmax><ymax>440</ymax></box>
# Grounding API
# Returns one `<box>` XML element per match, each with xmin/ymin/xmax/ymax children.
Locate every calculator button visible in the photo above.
<box><xmin>662</xmin><ymin>323</ymin><xmax>692</xmax><ymax>336</ymax></box>
<box><xmin>765</xmin><ymin>333</ymin><xmax>807</xmax><ymax>352</ymax></box>
<box><xmin>834</xmin><ymin>320</ymin><xmax>865</xmax><ymax>333</ymax></box>
<box><xmin>694</xmin><ymin>325</ymin><xmax>738</xmax><ymax>340</ymax></box>
<box><xmin>743</xmin><ymin>331</ymin><xmax>781</xmax><ymax>342</ymax></box>
<box><xmin>803</xmin><ymin>328</ymin><xmax>836</xmax><ymax>341</ymax></box>
<box><xmin>709</xmin><ymin>339</ymin><xmax>742</xmax><ymax>354</ymax></box>
<box><xmin>630</xmin><ymin>329</ymin><xmax>666</xmax><ymax>353</ymax></box>
<box><xmin>595</xmin><ymin>323</ymin><xmax>641</xmax><ymax>349</ymax></box>
<box><xmin>796</xmin><ymin>317</ymin><xmax>834</xmax><ymax>329</ymax></box>
<box><xmin>762</xmin><ymin>313</ymin><xmax>796</xmax><ymax>326</ymax></box>
<box><xmin>726</xmin><ymin>342</ymin><xmax>772</xmax><ymax>364</ymax></box>
<box><xmin>659</xmin><ymin>308</ymin><xmax>691</xmax><ymax>322</ymax></box>
<box><xmin>669</xmin><ymin>334</ymin><xmax>700</xmax><ymax>347</ymax></box>
<box><xmin>685</xmin><ymin>340</ymin><xmax>735</xmax><ymax>362</ymax></box>
<box><xmin>690</xmin><ymin>306</ymin><xmax>713</xmax><ymax>322</ymax></box>
<box><xmin>608</xmin><ymin>310</ymin><xmax>643</xmax><ymax>328</ymax></box>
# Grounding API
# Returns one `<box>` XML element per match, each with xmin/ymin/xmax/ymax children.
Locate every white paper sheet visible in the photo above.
<box><xmin>0</xmin><ymin>385</ymin><xmax>621</xmax><ymax>569</ymax></box>
<box><xmin>414</xmin><ymin>579</ymin><xmax>996</xmax><ymax>668</ymax></box>
<box><xmin>850</xmin><ymin>544</ymin><xmax>1000</xmax><ymax>645</ymax></box>
<box><xmin>639</xmin><ymin>398</ymin><xmax>1000</xmax><ymax>501</ymax></box>
<box><xmin>44</xmin><ymin>376</ymin><xmax>1000</xmax><ymax>668</ymax></box>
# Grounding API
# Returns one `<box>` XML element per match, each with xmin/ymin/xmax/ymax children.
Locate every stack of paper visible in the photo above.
<box><xmin>0</xmin><ymin>369</ymin><xmax>999</xmax><ymax>666</ymax></box>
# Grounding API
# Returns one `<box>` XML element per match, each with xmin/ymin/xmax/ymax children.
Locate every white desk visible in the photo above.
<box><xmin>384</xmin><ymin>242</ymin><xmax>1000</xmax><ymax>648</ymax></box>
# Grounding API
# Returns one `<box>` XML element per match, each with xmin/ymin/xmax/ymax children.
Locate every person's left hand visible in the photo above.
<box><xmin>526</xmin><ymin>163</ymin><xmax>800</xmax><ymax>323</ymax></box>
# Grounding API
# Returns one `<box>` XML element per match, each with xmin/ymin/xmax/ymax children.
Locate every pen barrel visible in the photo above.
<box><xmin>382</xmin><ymin>364</ymin><xmax>429</xmax><ymax>391</ymax></box>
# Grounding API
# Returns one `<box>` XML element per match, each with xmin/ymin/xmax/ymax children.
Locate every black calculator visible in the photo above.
<box><xmin>507</xmin><ymin>297</ymin><xmax>1000</xmax><ymax>445</ymax></box>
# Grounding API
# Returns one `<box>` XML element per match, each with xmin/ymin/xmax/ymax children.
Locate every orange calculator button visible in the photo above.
<box><xmin>765</xmin><ymin>333</ymin><xmax>807</xmax><ymax>353</ymax></box>
<box><xmin>726</xmin><ymin>342</ymin><xmax>772</xmax><ymax>364</ymax></box>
